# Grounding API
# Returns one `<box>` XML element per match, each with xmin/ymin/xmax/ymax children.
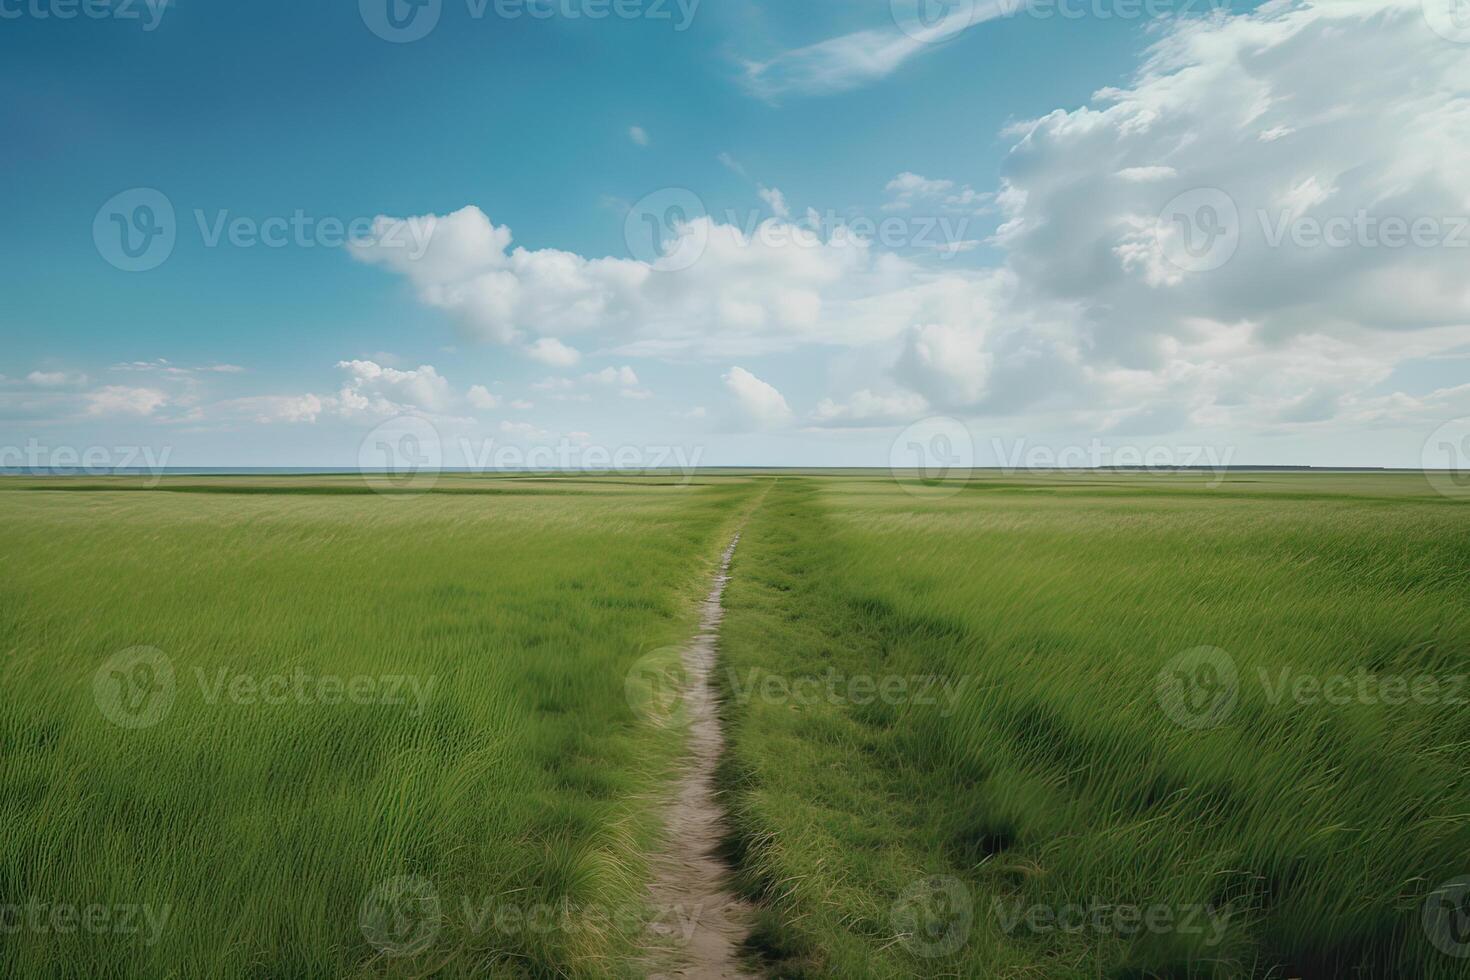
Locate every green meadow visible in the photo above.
<box><xmin>0</xmin><ymin>475</ymin><xmax>759</xmax><ymax>978</ymax></box>
<box><xmin>718</xmin><ymin>474</ymin><xmax>1470</xmax><ymax>978</ymax></box>
<box><xmin>2</xmin><ymin>471</ymin><xmax>1467</xmax><ymax>978</ymax></box>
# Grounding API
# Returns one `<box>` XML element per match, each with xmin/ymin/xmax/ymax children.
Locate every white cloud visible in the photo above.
<box><xmin>335</xmin><ymin>359</ymin><xmax>453</xmax><ymax>416</ymax></box>
<box><xmin>27</xmin><ymin>371</ymin><xmax>85</xmax><ymax>387</ymax></box>
<box><xmin>629</xmin><ymin>125</ymin><xmax>649</xmax><ymax>146</ymax></box>
<box><xmin>467</xmin><ymin>384</ymin><xmax>500</xmax><ymax>409</ymax></box>
<box><xmin>525</xmin><ymin>338</ymin><xmax>582</xmax><ymax>367</ymax></box>
<box><xmin>884</xmin><ymin>171</ymin><xmax>991</xmax><ymax>212</ymax></box>
<box><xmin>1115</xmin><ymin>166</ymin><xmax>1177</xmax><ymax>183</ymax></box>
<box><xmin>717</xmin><ymin>152</ymin><xmax>749</xmax><ymax>178</ymax></box>
<box><xmin>86</xmin><ymin>386</ymin><xmax>168</xmax><ymax>417</ymax></box>
<box><xmin>220</xmin><ymin>394</ymin><xmax>325</xmax><ymax>423</ymax></box>
<box><xmin>348</xmin><ymin>1</ymin><xmax>1470</xmax><ymax>444</ymax></box>
<box><xmin>584</xmin><ymin>366</ymin><xmax>639</xmax><ymax>386</ymax></box>
<box><xmin>738</xmin><ymin>2</ymin><xmax>1011</xmax><ymax>100</ymax></box>
<box><xmin>884</xmin><ymin>172</ymin><xmax>952</xmax><ymax>210</ymax></box>
<box><xmin>358</xmin><ymin>204</ymin><xmax>882</xmax><ymax>358</ymax></box>
<box><xmin>811</xmin><ymin>389</ymin><xmax>929</xmax><ymax>426</ymax></box>
<box><xmin>758</xmin><ymin>185</ymin><xmax>791</xmax><ymax>218</ymax></box>
<box><xmin>723</xmin><ymin>366</ymin><xmax>793</xmax><ymax>428</ymax></box>
<box><xmin>916</xmin><ymin>0</ymin><xmax>1470</xmax><ymax>427</ymax></box>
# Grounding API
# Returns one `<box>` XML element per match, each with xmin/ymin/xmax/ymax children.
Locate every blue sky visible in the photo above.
<box><xmin>3</xmin><ymin>0</ymin><xmax>1468</xmax><ymax>471</ymax></box>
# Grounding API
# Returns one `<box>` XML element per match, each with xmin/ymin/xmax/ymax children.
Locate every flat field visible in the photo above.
<box><xmin>718</xmin><ymin>473</ymin><xmax>1470</xmax><ymax>978</ymax></box>
<box><xmin>0</xmin><ymin>474</ymin><xmax>760</xmax><ymax>978</ymax></box>
<box><xmin>1</xmin><ymin>472</ymin><xmax>1467</xmax><ymax>978</ymax></box>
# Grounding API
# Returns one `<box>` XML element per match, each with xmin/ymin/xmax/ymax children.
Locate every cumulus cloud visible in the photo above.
<box><xmin>724</xmin><ymin>366</ymin><xmax>793</xmax><ymax>428</ymax></box>
<box><xmin>356</xmin><ymin>204</ymin><xmax>886</xmax><ymax>358</ymax></box>
<box><xmin>585</xmin><ymin>366</ymin><xmax>639</xmax><ymax>386</ymax></box>
<box><xmin>629</xmin><ymin>125</ymin><xmax>649</xmax><ymax>146</ymax></box>
<box><xmin>347</xmin><ymin>1</ymin><xmax>1470</xmax><ymax>442</ymax></box>
<box><xmin>467</xmin><ymin>385</ymin><xmax>500</xmax><ymax>409</ymax></box>
<box><xmin>890</xmin><ymin>0</ymin><xmax>1470</xmax><ymax>428</ymax></box>
<box><xmin>525</xmin><ymin>338</ymin><xmax>582</xmax><ymax>367</ymax></box>
<box><xmin>334</xmin><ymin>359</ymin><xmax>453</xmax><ymax>416</ymax></box>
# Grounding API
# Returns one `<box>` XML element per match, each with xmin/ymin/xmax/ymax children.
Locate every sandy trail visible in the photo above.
<box><xmin>643</xmin><ymin>532</ymin><xmax>759</xmax><ymax>980</ymax></box>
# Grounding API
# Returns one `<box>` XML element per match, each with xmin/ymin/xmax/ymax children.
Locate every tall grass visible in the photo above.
<box><xmin>718</xmin><ymin>475</ymin><xmax>1470</xmax><ymax>978</ymax></box>
<box><xmin>0</xmin><ymin>476</ymin><xmax>757</xmax><ymax>978</ymax></box>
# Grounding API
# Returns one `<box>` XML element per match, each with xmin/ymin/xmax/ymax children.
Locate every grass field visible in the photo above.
<box><xmin>717</xmin><ymin>474</ymin><xmax>1470</xmax><ymax>978</ymax></box>
<box><xmin>2</xmin><ymin>471</ymin><xmax>1467</xmax><ymax>978</ymax></box>
<box><xmin>0</xmin><ymin>474</ymin><xmax>760</xmax><ymax>978</ymax></box>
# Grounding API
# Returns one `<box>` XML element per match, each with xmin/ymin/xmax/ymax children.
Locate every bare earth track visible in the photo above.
<box><xmin>643</xmin><ymin>532</ymin><xmax>759</xmax><ymax>979</ymax></box>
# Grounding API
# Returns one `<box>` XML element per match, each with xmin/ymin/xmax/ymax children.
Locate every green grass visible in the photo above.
<box><xmin>717</xmin><ymin>474</ymin><xmax>1470</xmax><ymax>979</ymax></box>
<box><xmin>0</xmin><ymin>475</ymin><xmax>760</xmax><ymax>978</ymax></box>
<box><xmin>5</xmin><ymin>470</ymin><xmax>1468</xmax><ymax>978</ymax></box>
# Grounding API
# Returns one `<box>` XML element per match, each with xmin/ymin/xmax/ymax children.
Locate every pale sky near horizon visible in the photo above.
<box><xmin>4</xmin><ymin>0</ymin><xmax>1469</xmax><ymax>471</ymax></box>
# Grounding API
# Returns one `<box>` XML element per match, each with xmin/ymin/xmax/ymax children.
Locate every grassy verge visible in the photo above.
<box><xmin>718</xmin><ymin>475</ymin><xmax>1470</xmax><ymax>978</ymax></box>
<box><xmin>0</xmin><ymin>476</ymin><xmax>757</xmax><ymax>978</ymax></box>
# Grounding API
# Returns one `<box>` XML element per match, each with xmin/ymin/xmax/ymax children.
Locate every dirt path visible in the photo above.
<box><xmin>643</xmin><ymin>532</ymin><xmax>759</xmax><ymax>980</ymax></box>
